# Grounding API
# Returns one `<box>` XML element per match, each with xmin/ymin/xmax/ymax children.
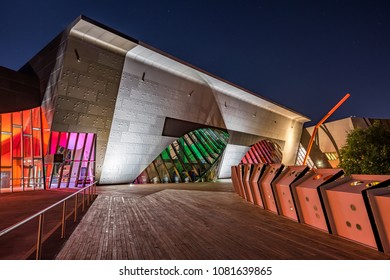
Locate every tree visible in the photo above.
<box><xmin>339</xmin><ymin>121</ymin><xmax>390</xmax><ymax>175</ymax></box>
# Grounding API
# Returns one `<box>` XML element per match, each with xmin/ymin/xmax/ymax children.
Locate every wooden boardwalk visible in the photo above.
<box><xmin>0</xmin><ymin>189</ymin><xmax>79</xmax><ymax>259</ymax></box>
<box><xmin>56</xmin><ymin>182</ymin><xmax>390</xmax><ymax>260</ymax></box>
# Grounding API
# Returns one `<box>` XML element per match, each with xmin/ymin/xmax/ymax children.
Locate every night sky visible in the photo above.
<box><xmin>1</xmin><ymin>0</ymin><xmax>389</xmax><ymax>126</ymax></box>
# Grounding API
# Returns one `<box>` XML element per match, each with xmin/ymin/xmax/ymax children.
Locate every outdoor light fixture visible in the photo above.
<box><xmin>74</xmin><ymin>49</ymin><xmax>81</xmax><ymax>62</ymax></box>
<box><xmin>253</xmin><ymin>112</ymin><xmax>257</xmax><ymax>117</ymax></box>
<box><xmin>188</xmin><ymin>90</ymin><xmax>194</xmax><ymax>97</ymax></box>
<box><xmin>224</xmin><ymin>101</ymin><xmax>227</xmax><ymax>108</ymax></box>
<box><xmin>141</xmin><ymin>72</ymin><xmax>146</xmax><ymax>81</ymax></box>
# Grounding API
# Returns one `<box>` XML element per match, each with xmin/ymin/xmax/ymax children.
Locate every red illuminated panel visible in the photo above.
<box><xmin>273</xmin><ymin>165</ymin><xmax>309</xmax><ymax>221</ymax></box>
<box><xmin>231</xmin><ymin>166</ymin><xmax>241</xmax><ymax>196</ymax></box>
<box><xmin>259</xmin><ymin>163</ymin><xmax>284</xmax><ymax>213</ymax></box>
<box><xmin>321</xmin><ymin>175</ymin><xmax>390</xmax><ymax>249</ymax></box>
<box><xmin>249</xmin><ymin>163</ymin><xmax>266</xmax><ymax>207</ymax></box>
<box><xmin>236</xmin><ymin>165</ymin><xmax>246</xmax><ymax>200</ymax></box>
<box><xmin>243</xmin><ymin>164</ymin><xmax>254</xmax><ymax>203</ymax></box>
<box><xmin>292</xmin><ymin>169</ymin><xmax>344</xmax><ymax>232</ymax></box>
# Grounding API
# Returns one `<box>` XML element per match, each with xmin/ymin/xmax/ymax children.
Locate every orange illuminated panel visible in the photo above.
<box><xmin>12</xmin><ymin>112</ymin><xmax>22</xmax><ymax>126</ymax></box>
<box><xmin>1</xmin><ymin>114</ymin><xmax>12</xmax><ymax>132</ymax></box>
<box><xmin>32</xmin><ymin>107</ymin><xmax>41</xmax><ymax>129</ymax></box>
<box><xmin>1</xmin><ymin>134</ymin><xmax>11</xmax><ymax>166</ymax></box>
<box><xmin>1</xmin><ymin>106</ymin><xmax>45</xmax><ymax>192</ymax></box>
<box><xmin>321</xmin><ymin>175</ymin><xmax>390</xmax><ymax>249</ymax></box>
<box><xmin>243</xmin><ymin>164</ymin><xmax>254</xmax><ymax>203</ymax></box>
<box><xmin>292</xmin><ymin>169</ymin><xmax>344</xmax><ymax>232</ymax></box>
<box><xmin>273</xmin><ymin>165</ymin><xmax>309</xmax><ymax>221</ymax></box>
<box><xmin>259</xmin><ymin>163</ymin><xmax>284</xmax><ymax>214</ymax></box>
<box><xmin>23</xmin><ymin>110</ymin><xmax>32</xmax><ymax>135</ymax></box>
<box><xmin>12</xmin><ymin>127</ymin><xmax>22</xmax><ymax>158</ymax></box>
<box><xmin>249</xmin><ymin>163</ymin><xmax>266</xmax><ymax>207</ymax></box>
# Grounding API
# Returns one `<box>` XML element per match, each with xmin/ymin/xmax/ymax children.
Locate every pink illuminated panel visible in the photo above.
<box><xmin>321</xmin><ymin>175</ymin><xmax>390</xmax><ymax>249</ymax></box>
<box><xmin>249</xmin><ymin>163</ymin><xmax>266</xmax><ymax>207</ymax></box>
<box><xmin>259</xmin><ymin>163</ymin><xmax>284</xmax><ymax>213</ymax></box>
<box><xmin>273</xmin><ymin>165</ymin><xmax>309</xmax><ymax>221</ymax></box>
<box><xmin>293</xmin><ymin>169</ymin><xmax>344</xmax><ymax>232</ymax></box>
<box><xmin>45</xmin><ymin>131</ymin><xmax>96</xmax><ymax>189</ymax></box>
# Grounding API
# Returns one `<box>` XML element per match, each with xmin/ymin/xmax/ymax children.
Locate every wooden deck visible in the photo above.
<box><xmin>0</xmin><ymin>189</ymin><xmax>80</xmax><ymax>260</ymax></box>
<box><xmin>55</xmin><ymin>182</ymin><xmax>390</xmax><ymax>260</ymax></box>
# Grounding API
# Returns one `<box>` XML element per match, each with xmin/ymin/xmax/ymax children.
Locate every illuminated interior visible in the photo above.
<box><xmin>134</xmin><ymin>128</ymin><xmax>229</xmax><ymax>184</ymax></box>
<box><xmin>0</xmin><ymin>106</ymin><xmax>96</xmax><ymax>192</ymax></box>
<box><xmin>0</xmin><ymin>107</ymin><xmax>44</xmax><ymax>192</ymax></box>
<box><xmin>45</xmin><ymin>131</ymin><xmax>96</xmax><ymax>189</ymax></box>
<box><xmin>295</xmin><ymin>143</ymin><xmax>316</xmax><ymax>168</ymax></box>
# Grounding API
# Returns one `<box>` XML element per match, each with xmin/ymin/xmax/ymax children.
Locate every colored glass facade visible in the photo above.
<box><xmin>0</xmin><ymin>107</ymin><xmax>45</xmax><ymax>192</ymax></box>
<box><xmin>135</xmin><ymin>128</ymin><xmax>229</xmax><ymax>184</ymax></box>
<box><xmin>45</xmin><ymin>132</ymin><xmax>96</xmax><ymax>189</ymax></box>
<box><xmin>0</xmin><ymin>106</ymin><xmax>96</xmax><ymax>192</ymax></box>
<box><xmin>241</xmin><ymin>140</ymin><xmax>283</xmax><ymax>164</ymax></box>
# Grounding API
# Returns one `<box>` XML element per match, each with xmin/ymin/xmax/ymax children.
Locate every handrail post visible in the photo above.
<box><xmin>74</xmin><ymin>193</ymin><xmax>78</xmax><ymax>222</ymax></box>
<box><xmin>36</xmin><ymin>213</ymin><xmax>44</xmax><ymax>260</ymax></box>
<box><xmin>61</xmin><ymin>201</ymin><xmax>67</xmax><ymax>238</ymax></box>
<box><xmin>82</xmin><ymin>189</ymin><xmax>85</xmax><ymax>212</ymax></box>
<box><xmin>87</xmin><ymin>186</ymin><xmax>90</xmax><ymax>206</ymax></box>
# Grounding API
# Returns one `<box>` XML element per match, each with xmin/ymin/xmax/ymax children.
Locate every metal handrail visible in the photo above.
<box><xmin>0</xmin><ymin>181</ymin><xmax>98</xmax><ymax>259</ymax></box>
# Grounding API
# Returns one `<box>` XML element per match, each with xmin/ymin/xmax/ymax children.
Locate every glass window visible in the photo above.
<box><xmin>1</xmin><ymin>114</ymin><xmax>12</xmax><ymax>132</ymax></box>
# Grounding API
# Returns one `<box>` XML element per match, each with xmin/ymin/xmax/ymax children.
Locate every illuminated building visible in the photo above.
<box><xmin>0</xmin><ymin>16</ymin><xmax>309</xmax><ymax>192</ymax></box>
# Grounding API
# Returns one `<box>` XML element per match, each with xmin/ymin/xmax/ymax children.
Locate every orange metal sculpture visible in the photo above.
<box><xmin>303</xmin><ymin>93</ymin><xmax>350</xmax><ymax>165</ymax></box>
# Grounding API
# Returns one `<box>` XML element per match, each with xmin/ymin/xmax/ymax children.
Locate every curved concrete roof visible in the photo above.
<box><xmin>70</xmin><ymin>15</ymin><xmax>310</xmax><ymax>123</ymax></box>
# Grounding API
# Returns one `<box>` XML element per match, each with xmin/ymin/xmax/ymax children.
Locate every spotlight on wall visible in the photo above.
<box><xmin>224</xmin><ymin>101</ymin><xmax>227</xmax><ymax>108</ymax></box>
<box><xmin>141</xmin><ymin>72</ymin><xmax>146</xmax><ymax>81</ymax></box>
<box><xmin>188</xmin><ymin>90</ymin><xmax>194</xmax><ymax>97</ymax></box>
<box><xmin>253</xmin><ymin>112</ymin><xmax>257</xmax><ymax>117</ymax></box>
<box><xmin>74</xmin><ymin>49</ymin><xmax>81</xmax><ymax>62</ymax></box>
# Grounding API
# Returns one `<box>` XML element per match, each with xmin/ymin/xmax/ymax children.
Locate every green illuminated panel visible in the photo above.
<box><xmin>134</xmin><ymin>128</ymin><xmax>229</xmax><ymax>184</ymax></box>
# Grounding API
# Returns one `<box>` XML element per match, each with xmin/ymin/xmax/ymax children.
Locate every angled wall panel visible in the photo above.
<box><xmin>218</xmin><ymin>144</ymin><xmax>250</xmax><ymax>179</ymax></box>
<box><xmin>100</xmin><ymin>47</ymin><xmax>226</xmax><ymax>184</ymax></box>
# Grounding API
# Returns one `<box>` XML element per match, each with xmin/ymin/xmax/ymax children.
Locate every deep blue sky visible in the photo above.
<box><xmin>1</xmin><ymin>0</ymin><xmax>389</xmax><ymax>125</ymax></box>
